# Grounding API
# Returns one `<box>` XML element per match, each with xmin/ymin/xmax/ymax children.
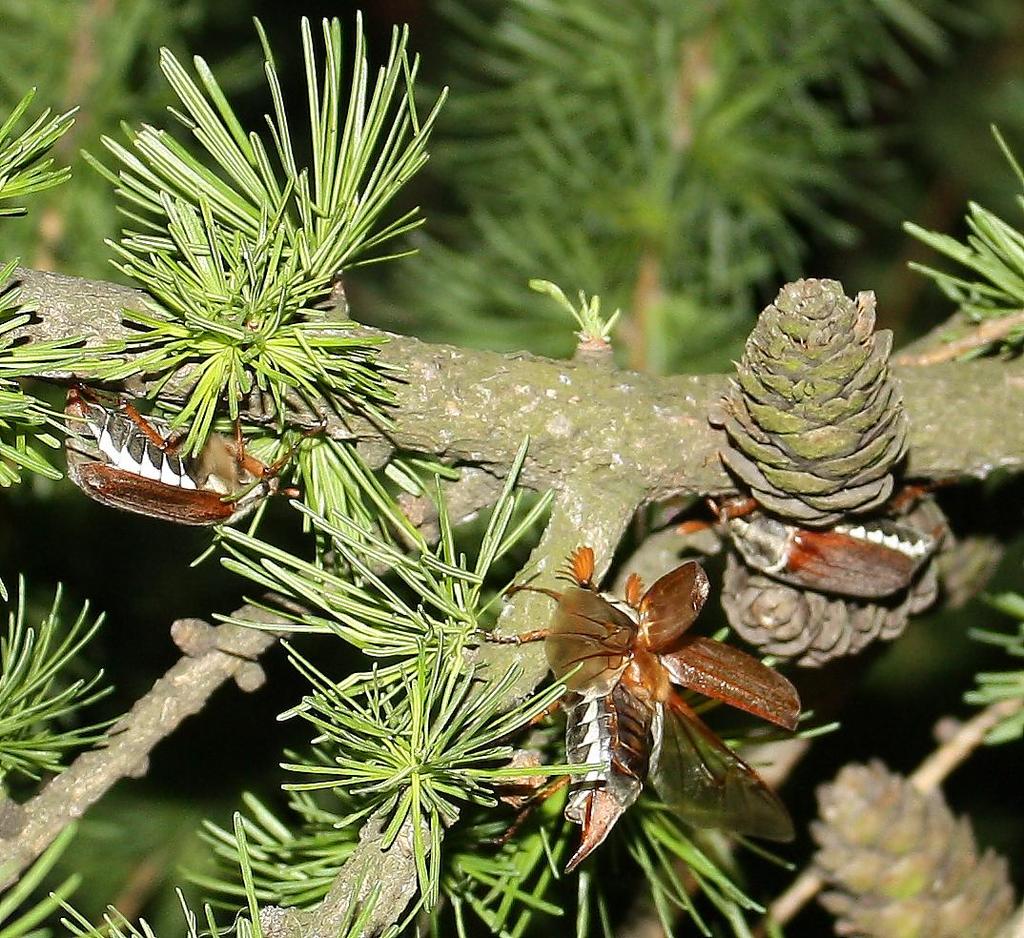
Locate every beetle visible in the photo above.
<box><xmin>680</xmin><ymin>496</ymin><xmax>938</xmax><ymax>600</ymax></box>
<box><xmin>500</xmin><ymin>546</ymin><xmax>800</xmax><ymax>871</ymax></box>
<box><xmin>727</xmin><ymin>513</ymin><xmax>936</xmax><ymax>599</ymax></box>
<box><xmin>64</xmin><ymin>385</ymin><xmax>296</xmax><ymax>525</ymax></box>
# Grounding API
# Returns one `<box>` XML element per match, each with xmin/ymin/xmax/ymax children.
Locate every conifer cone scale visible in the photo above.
<box><xmin>720</xmin><ymin>552</ymin><xmax>937</xmax><ymax>666</ymax></box>
<box><xmin>714</xmin><ymin>279</ymin><xmax>909</xmax><ymax>527</ymax></box>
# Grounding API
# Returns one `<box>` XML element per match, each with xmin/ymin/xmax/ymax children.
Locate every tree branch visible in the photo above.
<box><xmin>260</xmin><ymin>813</ymin><xmax>421</xmax><ymax>938</ymax></box>
<box><xmin>12</xmin><ymin>266</ymin><xmax>1024</xmax><ymax>498</ymax></box>
<box><xmin>0</xmin><ymin>607</ymin><xmax>287</xmax><ymax>888</ymax></box>
<box><xmin>892</xmin><ymin>309</ymin><xmax>1024</xmax><ymax>366</ymax></box>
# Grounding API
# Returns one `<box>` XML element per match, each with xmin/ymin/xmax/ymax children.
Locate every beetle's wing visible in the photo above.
<box><xmin>660</xmin><ymin>637</ymin><xmax>800</xmax><ymax>731</ymax></box>
<box><xmin>638</xmin><ymin>561</ymin><xmax>710</xmax><ymax>651</ymax></box>
<box><xmin>650</xmin><ymin>694</ymin><xmax>793</xmax><ymax>842</ymax></box>
<box><xmin>546</xmin><ymin>587</ymin><xmax>636</xmax><ymax>694</ymax></box>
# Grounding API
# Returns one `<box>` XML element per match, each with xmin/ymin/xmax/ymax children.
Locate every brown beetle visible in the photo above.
<box><xmin>506</xmin><ymin>547</ymin><xmax>800</xmax><ymax>870</ymax></box>
<box><xmin>727</xmin><ymin>512</ymin><xmax>936</xmax><ymax>599</ymax></box>
<box><xmin>65</xmin><ymin>385</ymin><xmax>295</xmax><ymax>525</ymax></box>
<box><xmin>678</xmin><ymin>495</ymin><xmax>938</xmax><ymax>600</ymax></box>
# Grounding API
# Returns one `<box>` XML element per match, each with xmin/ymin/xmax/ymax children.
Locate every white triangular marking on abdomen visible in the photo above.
<box><xmin>160</xmin><ymin>458</ymin><xmax>181</xmax><ymax>486</ymax></box>
<box><xmin>115</xmin><ymin>446</ymin><xmax>142</xmax><ymax>474</ymax></box>
<box><xmin>139</xmin><ymin>450</ymin><xmax>161</xmax><ymax>480</ymax></box>
<box><xmin>98</xmin><ymin>428</ymin><xmax>120</xmax><ymax>463</ymax></box>
<box><xmin>580</xmin><ymin>719</ymin><xmax>601</xmax><ymax>748</ymax></box>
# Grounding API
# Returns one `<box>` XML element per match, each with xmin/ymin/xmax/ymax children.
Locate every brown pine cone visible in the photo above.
<box><xmin>721</xmin><ymin>552</ymin><xmax>937</xmax><ymax>666</ymax></box>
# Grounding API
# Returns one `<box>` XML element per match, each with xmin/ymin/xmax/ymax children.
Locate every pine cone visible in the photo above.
<box><xmin>713</xmin><ymin>279</ymin><xmax>908</xmax><ymax>526</ymax></box>
<box><xmin>814</xmin><ymin>762</ymin><xmax>1015</xmax><ymax>938</ymax></box>
<box><xmin>721</xmin><ymin>553</ymin><xmax>937</xmax><ymax>666</ymax></box>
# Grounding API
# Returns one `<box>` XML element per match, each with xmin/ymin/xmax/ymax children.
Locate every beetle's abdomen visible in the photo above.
<box><xmin>77</xmin><ymin>400</ymin><xmax>198</xmax><ymax>490</ymax></box>
<box><xmin>563</xmin><ymin>683</ymin><xmax>656</xmax><ymax>824</ymax></box>
<box><xmin>609</xmin><ymin>682</ymin><xmax>655</xmax><ymax>782</ymax></box>
<box><xmin>565</xmin><ymin>693</ymin><xmax>614</xmax><ymax>786</ymax></box>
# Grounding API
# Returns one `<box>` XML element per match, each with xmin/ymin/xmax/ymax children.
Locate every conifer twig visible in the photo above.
<box><xmin>257</xmin><ymin>476</ymin><xmax>642</xmax><ymax>938</ymax></box>
<box><xmin>760</xmin><ymin>697</ymin><xmax>1024</xmax><ymax>934</ymax></box>
<box><xmin>258</xmin><ymin>813</ymin><xmax>421</xmax><ymax>938</ymax></box>
<box><xmin>909</xmin><ymin>698</ymin><xmax>1024</xmax><ymax>791</ymax></box>
<box><xmin>0</xmin><ymin>605</ymin><xmax>289</xmax><ymax>889</ymax></box>
<box><xmin>892</xmin><ymin>309</ymin><xmax>1024</xmax><ymax>366</ymax></box>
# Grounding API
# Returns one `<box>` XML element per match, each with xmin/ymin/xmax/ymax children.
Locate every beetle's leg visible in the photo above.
<box><xmin>67</xmin><ymin>380</ymin><xmax>94</xmax><ymax>403</ymax></box>
<box><xmin>490</xmin><ymin>775</ymin><xmax>571</xmax><ymax>846</ymax></box>
<box><xmin>505</xmin><ymin>583</ymin><xmax>563</xmax><ymax>604</ymax></box>
<box><xmin>225</xmin><ymin>419</ymin><xmax>277</xmax><ymax>479</ymax></box>
<box><xmin>264</xmin><ymin>420</ymin><xmax>326</xmax><ymax>477</ymax></box>
<box><xmin>887</xmin><ymin>480</ymin><xmax>952</xmax><ymax>514</ymax></box>
<box><xmin>480</xmin><ymin>584</ymin><xmax>563</xmax><ymax>643</ymax></box>
<box><xmin>715</xmin><ymin>494</ymin><xmax>758</xmax><ymax>520</ymax></box>
<box><xmin>677</xmin><ymin>494</ymin><xmax>758</xmax><ymax>534</ymax></box>
<box><xmin>119</xmin><ymin>400</ymin><xmax>186</xmax><ymax>453</ymax></box>
<box><xmin>676</xmin><ymin>519</ymin><xmax>711</xmax><ymax>535</ymax></box>
<box><xmin>480</xmin><ymin>625</ymin><xmax>552</xmax><ymax>645</ymax></box>
<box><xmin>527</xmin><ymin>697</ymin><xmax>563</xmax><ymax>725</ymax></box>
<box><xmin>220</xmin><ymin>418</ymin><xmax>328</xmax><ymax>502</ymax></box>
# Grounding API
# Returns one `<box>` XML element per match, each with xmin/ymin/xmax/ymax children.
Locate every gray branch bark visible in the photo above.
<box><xmin>13</xmin><ymin>267</ymin><xmax>1024</xmax><ymax>496</ymax></box>
<box><xmin>0</xmin><ymin>608</ymin><xmax>286</xmax><ymax>890</ymax></box>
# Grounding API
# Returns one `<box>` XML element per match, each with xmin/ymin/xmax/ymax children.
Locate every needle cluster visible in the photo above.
<box><xmin>905</xmin><ymin>129</ymin><xmax>1024</xmax><ymax>357</ymax></box>
<box><xmin>0</xmin><ymin>582</ymin><xmax>110</xmax><ymax>785</ymax></box>
<box><xmin>965</xmin><ymin>592</ymin><xmax>1024</xmax><ymax>744</ymax></box>
<box><xmin>210</xmin><ymin>442</ymin><xmax>575</xmax><ymax>920</ymax></box>
<box><xmin>86</xmin><ymin>16</ymin><xmax>446</xmax><ymax>455</ymax></box>
<box><xmin>0</xmin><ymin>94</ymin><xmax>115</xmax><ymax>491</ymax></box>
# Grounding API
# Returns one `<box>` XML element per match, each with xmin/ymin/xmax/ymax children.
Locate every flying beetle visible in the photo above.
<box><xmin>501</xmin><ymin>546</ymin><xmax>801</xmax><ymax>871</ymax></box>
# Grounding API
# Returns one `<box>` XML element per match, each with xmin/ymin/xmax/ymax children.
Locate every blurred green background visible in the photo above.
<box><xmin>2</xmin><ymin>0</ymin><xmax>1024</xmax><ymax>934</ymax></box>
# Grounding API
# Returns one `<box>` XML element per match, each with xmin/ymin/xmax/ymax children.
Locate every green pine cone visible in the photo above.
<box><xmin>814</xmin><ymin>762</ymin><xmax>1016</xmax><ymax>937</ymax></box>
<box><xmin>715</xmin><ymin>279</ymin><xmax>908</xmax><ymax>526</ymax></box>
